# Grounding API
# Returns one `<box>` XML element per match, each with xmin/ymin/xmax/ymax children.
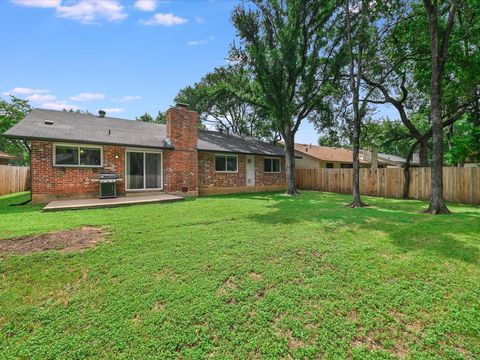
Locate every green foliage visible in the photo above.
<box><xmin>231</xmin><ymin>0</ymin><xmax>339</xmax><ymax>135</ymax></box>
<box><xmin>136</xmin><ymin>111</ymin><xmax>166</xmax><ymax>124</ymax></box>
<box><xmin>445</xmin><ymin>116</ymin><xmax>480</xmax><ymax>166</ymax></box>
<box><xmin>175</xmin><ymin>65</ymin><xmax>278</xmax><ymax>141</ymax></box>
<box><xmin>362</xmin><ymin>119</ymin><xmax>413</xmax><ymax>157</ymax></box>
<box><xmin>0</xmin><ymin>96</ymin><xmax>31</xmax><ymax>165</ymax></box>
<box><xmin>1</xmin><ymin>191</ymin><xmax>479</xmax><ymax>357</ymax></box>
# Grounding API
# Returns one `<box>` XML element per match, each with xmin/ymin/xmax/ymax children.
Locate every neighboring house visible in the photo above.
<box><xmin>3</xmin><ymin>105</ymin><xmax>285</xmax><ymax>203</ymax></box>
<box><xmin>294</xmin><ymin>143</ymin><xmax>417</xmax><ymax>170</ymax></box>
<box><xmin>0</xmin><ymin>150</ymin><xmax>22</xmax><ymax>165</ymax></box>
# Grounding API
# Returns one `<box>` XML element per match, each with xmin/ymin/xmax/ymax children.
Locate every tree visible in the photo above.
<box><xmin>343</xmin><ymin>0</ymin><xmax>373</xmax><ymax>207</ymax></box>
<box><xmin>0</xmin><ymin>96</ymin><xmax>31</xmax><ymax>165</ymax></box>
<box><xmin>136</xmin><ymin>111</ymin><xmax>166</xmax><ymax>124</ymax></box>
<box><xmin>421</xmin><ymin>0</ymin><xmax>458</xmax><ymax>214</ymax></box>
<box><xmin>175</xmin><ymin>65</ymin><xmax>278</xmax><ymax>141</ymax></box>
<box><xmin>231</xmin><ymin>0</ymin><xmax>339</xmax><ymax>194</ymax></box>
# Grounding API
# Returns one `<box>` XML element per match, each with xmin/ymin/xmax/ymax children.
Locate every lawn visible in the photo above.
<box><xmin>0</xmin><ymin>191</ymin><xmax>479</xmax><ymax>359</ymax></box>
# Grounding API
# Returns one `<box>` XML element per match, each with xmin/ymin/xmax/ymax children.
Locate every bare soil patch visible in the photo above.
<box><xmin>0</xmin><ymin>226</ymin><xmax>107</xmax><ymax>255</ymax></box>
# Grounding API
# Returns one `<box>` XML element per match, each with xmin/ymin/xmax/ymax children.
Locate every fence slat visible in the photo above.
<box><xmin>296</xmin><ymin>167</ymin><xmax>480</xmax><ymax>205</ymax></box>
<box><xmin>0</xmin><ymin>165</ymin><xmax>30</xmax><ymax>196</ymax></box>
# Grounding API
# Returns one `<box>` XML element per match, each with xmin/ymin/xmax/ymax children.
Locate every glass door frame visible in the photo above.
<box><xmin>125</xmin><ymin>149</ymin><xmax>163</xmax><ymax>191</ymax></box>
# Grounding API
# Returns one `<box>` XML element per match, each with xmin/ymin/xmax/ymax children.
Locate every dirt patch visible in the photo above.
<box><xmin>0</xmin><ymin>226</ymin><xmax>107</xmax><ymax>255</ymax></box>
<box><xmin>248</xmin><ymin>272</ymin><xmax>262</xmax><ymax>281</ymax></box>
<box><xmin>216</xmin><ymin>277</ymin><xmax>237</xmax><ymax>296</ymax></box>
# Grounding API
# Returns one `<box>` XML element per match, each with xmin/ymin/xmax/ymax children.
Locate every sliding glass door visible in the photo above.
<box><xmin>145</xmin><ymin>153</ymin><xmax>162</xmax><ymax>189</ymax></box>
<box><xmin>126</xmin><ymin>150</ymin><xmax>162</xmax><ymax>190</ymax></box>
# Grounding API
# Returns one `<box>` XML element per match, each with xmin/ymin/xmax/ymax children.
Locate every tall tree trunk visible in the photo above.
<box><xmin>283</xmin><ymin>126</ymin><xmax>298</xmax><ymax>195</ymax></box>
<box><xmin>403</xmin><ymin>141</ymin><xmax>418</xmax><ymax>199</ymax></box>
<box><xmin>418</xmin><ymin>138</ymin><xmax>429</xmax><ymax>167</ymax></box>
<box><xmin>426</xmin><ymin>17</ymin><xmax>450</xmax><ymax>214</ymax></box>
<box><xmin>423</xmin><ymin>0</ymin><xmax>456</xmax><ymax>214</ymax></box>
<box><xmin>345</xmin><ymin>0</ymin><xmax>366</xmax><ymax>208</ymax></box>
<box><xmin>350</xmin><ymin>113</ymin><xmax>366</xmax><ymax>207</ymax></box>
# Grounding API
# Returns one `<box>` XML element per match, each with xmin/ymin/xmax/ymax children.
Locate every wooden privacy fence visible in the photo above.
<box><xmin>296</xmin><ymin>167</ymin><xmax>480</xmax><ymax>205</ymax></box>
<box><xmin>0</xmin><ymin>165</ymin><xmax>30</xmax><ymax>196</ymax></box>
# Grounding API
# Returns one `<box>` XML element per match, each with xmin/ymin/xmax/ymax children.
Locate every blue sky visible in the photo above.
<box><xmin>0</xmin><ymin>0</ymin><xmax>396</xmax><ymax>145</ymax></box>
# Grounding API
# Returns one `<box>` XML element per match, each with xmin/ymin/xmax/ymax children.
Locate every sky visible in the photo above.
<box><xmin>0</xmin><ymin>0</ymin><xmax>398</xmax><ymax>145</ymax></box>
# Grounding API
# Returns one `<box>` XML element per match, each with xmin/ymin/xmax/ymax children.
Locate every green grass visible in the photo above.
<box><xmin>1</xmin><ymin>191</ymin><xmax>479</xmax><ymax>359</ymax></box>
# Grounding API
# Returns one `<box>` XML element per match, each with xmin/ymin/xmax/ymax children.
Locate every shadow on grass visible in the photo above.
<box><xmin>233</xmin><ymin>191</ymin><xmax>480</xmax><ymax>264</ymax></box>
<box><xmin>0</xmin><ymin>192</ymin><xmax>43</xmax><ymax>215</ymax></box>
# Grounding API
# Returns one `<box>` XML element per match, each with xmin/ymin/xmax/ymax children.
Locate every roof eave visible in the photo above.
<box><xmin>2</xmin><ymin>133</ymin><xmax>175</xmax><ymax>151</ymax></box>
<box><xmin>197</xmin><ymin>148</ymin><xmax>285</xmax><ymax>157</ymax></box>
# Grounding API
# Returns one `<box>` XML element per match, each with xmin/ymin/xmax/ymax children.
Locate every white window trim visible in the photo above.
<box><xmin>264</xmin><ymin>157</ymin><xmax>281</xmax><ymax>173</ymax></box>
<box><xmin>214</xmin><ymin>153</ymin><xmax>239</xmax><ymax>173</ymax></box>
<box><xmin>53</xmin><ymin>142</ymin><xmax>103</xmax><ymax>168</ymax></box>
<box><xmin>125</xmin><ymin>149</ymin><xmax>163</xmax><ymax>191</ymax></box>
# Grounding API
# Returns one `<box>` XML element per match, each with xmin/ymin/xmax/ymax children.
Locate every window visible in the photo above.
<box><xmin>215</xmin><ymin>154</ymin><xmax>238</xmax><ymax>172</ymax></box>
<box><xmin>264</xmin><ymin>158</ymin><xmax>281</xmax><ymax>173</ymax></box>
<box><xmin>340</xmin><ymin>163</ymin><xmax>353</xmax><ymax>169</ymax></box>
<box><xmin>326</xmin><ymin>162</ymin><xmax>334</xmax><ymax>168</ymax></box>
<box><xmin>54</xmin><ymin>144</ymin><xmax>102</xmax><ymax>167</ymax></box>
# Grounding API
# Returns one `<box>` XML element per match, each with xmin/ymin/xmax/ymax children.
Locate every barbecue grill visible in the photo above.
<box><xmin>99</xmin><ymin>173</ymin><xmax>118</xmax><ymax>198</ymax></box>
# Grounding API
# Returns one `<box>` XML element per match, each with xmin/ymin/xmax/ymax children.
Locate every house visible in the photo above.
<box><xmin>0</xmin><ymin>150</ymin><xmax>22</xmax><ymax>165</ymax></box>
<box><xmin>3</xmin><ymin>105</ymin><xmax>285</xmax><ymax>204</ymax></box>
<box><xmin>294</xmin><ymin>143</ymin><xmax>417</xmax><ymax>170</ymax></box>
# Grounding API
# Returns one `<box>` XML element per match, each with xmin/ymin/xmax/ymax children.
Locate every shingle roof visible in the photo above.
<box><xmin>198</xmin><ymin>129</ymin><xmax>284</xmax><ymax>156</ymax></box>
<box><xmin>3</xmin><ymin>108</ymin><xmax>284</xmax><ymax>156</ymax></box>
<box><xmin>3</xmin><ymin>109</ymin><xmax>172</xmax><ymax>149</ymax></box>
<box><xmin>295</xmin><ymin>144</ymin><xmax>372</xmax><ymax>164</ymax></box>
<box><xmin>378</xmin><ymin>152</ymin><xmax>418</xmax><ymax>166</ymax></box>
<box><xmin>294</xmin><ymin>143</ymin><xmax>408</xmax><ymax>166</ymax></box>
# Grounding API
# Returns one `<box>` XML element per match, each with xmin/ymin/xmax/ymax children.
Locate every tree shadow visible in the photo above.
<box><xmin>0</xmin><ymin>192</ymin><xmax>42</xmax><ymax>215</ymax></box>
<box><xmin>231</xmin><ymin>191</ymin><xmax>480</xmax><ymax>264</ymax></box>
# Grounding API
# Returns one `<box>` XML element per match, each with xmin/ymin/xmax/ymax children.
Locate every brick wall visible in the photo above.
<box><xmin>254</xmin><ymin>155</ymin><xmax>286</xmax><ymax>186</ymax></box>
<box><xmin>164</xmin><ymin>105</ymin><xmax>199</xmax><ymax>195</ymax></box>
<box><xmin>198</xmin><ymin>152</ymin><xmax>285</xmax><ymax>189</ymax></box>
<box><xmin>198</xmin><ymin>152</ymin><xmax>247</xmax><ymax>187</ymax></box>
<box><xmin>31</xmin><ymin>140</ymin><xmax>125</xmax><ymax>203</ymax></box>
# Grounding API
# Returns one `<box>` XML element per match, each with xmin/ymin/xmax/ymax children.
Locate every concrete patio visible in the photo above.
<box><xmin>43</xmin><ymin>194</ymin><xmax>184</xmax><ymax>212</ymax></box>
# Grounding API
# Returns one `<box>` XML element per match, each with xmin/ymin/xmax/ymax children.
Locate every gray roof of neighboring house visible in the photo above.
<box><xmin>3</xmin><ymin>108</ymin><xmax>284</xmax><ymax>156</ymax></box>
<box><xmin>378</xmin><ymin>152</ymin><xmax>419</xmax><ymax>166</ymax></box>
<box><xmin>0</xmin><ymin>150</ymin><xmax>21</xmax><ymax>161</ymax></box>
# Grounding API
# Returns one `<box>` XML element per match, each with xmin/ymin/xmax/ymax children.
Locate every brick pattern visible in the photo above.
<box><xmin>31</xmin><ymin>141</ymin><xmax>125</xmax><ymax>203</ymax></box>
<box><xmin>164</xmin><ymin>106</ymin><xmax>199</xmax><ymax>195</ymax></box>
<box><xmin>198</xmin><ymin>152</ymin><xmax>285</xmax><ymax>188</ymax></box>
<box><xmin>254</xmin><ymin>155</ymin><xmax>286</xmax><ymax>186</ymax></box>
<box><xmin>199</xmin><ymin>152</ymin><xmax>247</xmax><ymax>187</ymax></box>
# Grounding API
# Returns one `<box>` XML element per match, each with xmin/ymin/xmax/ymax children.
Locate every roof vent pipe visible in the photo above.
<box><xmin>98</xmin><ymin>110</ymin><xmax>106</xmax><ymax>118</ymax></box>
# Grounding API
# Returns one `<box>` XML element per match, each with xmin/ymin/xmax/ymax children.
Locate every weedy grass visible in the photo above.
<box><xmin>0</xmin><ymin>191</ymin><xmax>479</xmax><ymax>359</ymax></box>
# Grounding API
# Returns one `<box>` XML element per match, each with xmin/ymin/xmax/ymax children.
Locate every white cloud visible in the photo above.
<box><xmin>141</xmin><ymin>13</ymin><xmax>187</xmax><ymax>26</ymax></box>
<box><xmin>70</xmin><ymin>92</ymin><xmax>105</xmax><ymax>101</ymax></box>
<box><xmin>11</xmin><ymin>0</ymin><xmax>60</xmax><ymax>8</ymax></box>
<box><xmin>4</xmin><ymin>87</ymin><xmax>50</xmax><ymax>95</ymax></box>
<box><xmin>40</xmin><ymin>102</ymin><xmax>81</xmax><ymax>111</ymax></box>
<box><xmin>115</xmin><ymin>95</ymin><xmax>141</xmax><ymax>102</ymax></box>
<box><xmin>101</xmin><ymin>107</ymin><xmax>124</xmax><ymax>113</ymax></box>
<box><xmin>134</xmin><ymin>0</ymin><xmax>157</xmax><ymax>11</ymax></box>
<box><xmin>56</xmin><ymin>0</ymin><xmax>127</xmax><ymax>23</ymax></box>
<box><xmin>11</xmin><ymin>0</ymin><xmax>127</xmax><ymax>24</ymax></box>
<box><xmin>187</xmin><ymin>35</ymin><xmax>214</xmax><ymax>46</ymax></box>
<box><xmin>27</xmin><ymin>94</ymin><xmax>57</xmax><ymax>103</ymax></box>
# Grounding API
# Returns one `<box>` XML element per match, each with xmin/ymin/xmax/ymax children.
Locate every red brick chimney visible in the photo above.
<box><xmin>164</xmin><ymin>103</ymin><xmax>198</xmax><ymax>195</ymax></box>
